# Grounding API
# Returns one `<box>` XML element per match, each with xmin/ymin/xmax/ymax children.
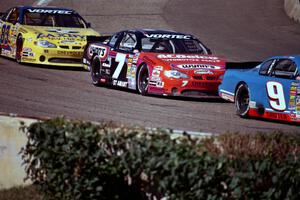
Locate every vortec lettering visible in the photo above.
<box><xmin>27</xmin><ymin>9</ymin><xmax>73</xmax><ymax>14</ymax></box>
<box><xmin>145</xmin><ymin>34</ymin><xmax>191</xmax><ymax>40</ymax></box>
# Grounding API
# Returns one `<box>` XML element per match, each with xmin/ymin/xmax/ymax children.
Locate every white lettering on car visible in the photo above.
<box><xmin>177</xmin><ymin>64</ymin><xmax>221</xmax><ymax>70</ymax></box>
<box><xmin>27</xmin><ymin>9</ymin><xmax>73</xmax><ymax>14</ymax></box>
<box><xmin>144</xmin><ymin>34</ymin><xmax>191</xmax><ymax>40</ymax></box>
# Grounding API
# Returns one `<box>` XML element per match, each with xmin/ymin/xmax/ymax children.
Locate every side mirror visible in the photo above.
<box><xmin>86</xmin><ymin>22</ymin><xmax>91</xmax><ymax>28</ymax></box>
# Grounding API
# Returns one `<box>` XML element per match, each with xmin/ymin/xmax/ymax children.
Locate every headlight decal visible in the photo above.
<box><xmin>37</xmin><ymin>40</ymin><xmax>57</xmax><ymax>48</ymax></box>
<box><xmin>164</xmin><ymin>70</ymin><xmax>189</xmax><ymax>79</ymax></box>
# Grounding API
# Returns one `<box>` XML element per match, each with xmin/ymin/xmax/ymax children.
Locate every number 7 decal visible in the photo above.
<box><xmin>112</xmin><ymin>53</ymin><xmax>126</xmax><ymax>79</ymax></box>
<box><xmin>266</xmin><ymin>81</ymin><xmax>286</xmax><ymax>111</ymax></box>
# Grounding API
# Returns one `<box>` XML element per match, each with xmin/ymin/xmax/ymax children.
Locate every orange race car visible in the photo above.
<box><xmin>82</xmin><ymin>29</ymin><xmax>226</xmax><ymax>97</ymax></box>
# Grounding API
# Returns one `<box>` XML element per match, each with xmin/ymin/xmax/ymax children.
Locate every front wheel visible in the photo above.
<box><xmin>16</xmin><ymin>35</ymin><xmax>23</xmax><ymax>63</ymax></box>
<box><xmin>91</xmin><ymin>56</ymin><xmax>102</xmax><ymax>86</ymax></box>
<box><xmin>137</xmin><ymin>64</ymin><xmax>149</xmax><ymax>95</ymax></box>
<box><xmin>235</xmin><ymin>84</ymin><xmax>250</xmax><ymax>117</ymax></box>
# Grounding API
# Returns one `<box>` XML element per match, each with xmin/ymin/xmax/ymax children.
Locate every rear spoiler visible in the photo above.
<box><xmin>86</xmin><ymin>35</ymin><xmax>111</xmax><ymax>43</ymax></box>
<box><xmin>226</xmin><ymin>61</ymin><xmax>262</xmax><ymax>69</ymax></box>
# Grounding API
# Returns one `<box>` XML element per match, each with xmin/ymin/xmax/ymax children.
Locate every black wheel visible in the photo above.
<box><xmin>91</xmin><ymin>56</ymin><xmax>102</xmax><ymax>86</ymax></box>
<box><xmin>235</xmin><ymin>84</ymin><xmax>250</xmax><ymax>117</ymax></box>
<box><xmin>16</xmin><ymin>35</ymin><xmax>23</xmax><ymax>63</ymax></box>
<box><xmin>137</xmin><ymin>64</ymin><xmax>149</xmax><ymax>95</ymax></box>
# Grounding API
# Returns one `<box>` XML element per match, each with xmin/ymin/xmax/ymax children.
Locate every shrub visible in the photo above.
<box><xmin>20</xmin><ymin>118</ymin><xmax>300</xmax><ymax>200</ymax></box>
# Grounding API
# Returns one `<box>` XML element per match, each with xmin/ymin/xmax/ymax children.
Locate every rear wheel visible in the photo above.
<box><xmin>91</xmin><ymin>56</ymin><xmax>102</xmax><ymax>86</ymax></box>
<box><xmin>137</xmin><ymin>64</ymin><xmax>149</xmax><ymax>95</ymax></box>
<box><xmin>235</xmin><ymin>84</ymin><xmax>250</xmax><ymax>117</ymax></box>
<box><xmin>16</xmin><ymin>35</ymin><xmax>23</xmax><ymax>63</ymax></box>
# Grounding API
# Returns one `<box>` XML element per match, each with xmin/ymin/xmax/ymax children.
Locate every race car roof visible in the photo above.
<box><xmin>125</xmin><ymin>29</ymin><xmax>196</xmax><ymax>40</ymax></box>
<box><xmin>132</xmin><ymin>29</ymin><xmax>190</xmax><ymax>36</ymax></box>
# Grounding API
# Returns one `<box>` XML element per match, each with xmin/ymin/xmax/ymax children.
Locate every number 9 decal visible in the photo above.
<box><xmin>266</xmin><ymin>81</ymin><xmax>286</xmax><ymax>111</ymax></box>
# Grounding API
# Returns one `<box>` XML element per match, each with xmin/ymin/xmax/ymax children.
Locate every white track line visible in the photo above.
<box><xmin>33</xmin><ymin>0</ymin><xmax>53</xmax><ymax>6</ymax></box>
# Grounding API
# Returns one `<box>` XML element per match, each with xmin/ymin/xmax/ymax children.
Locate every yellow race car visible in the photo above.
<box><xmin>0</xmin><ymin>6</ymin><xmax>100</xmax><ymax>67</ymax></box>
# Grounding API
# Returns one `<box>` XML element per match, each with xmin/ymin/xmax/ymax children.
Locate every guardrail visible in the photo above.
<box><xmin>285</xmin><ymin>0</ymin><xmax>300</xmax><ymax>22</ymax></box>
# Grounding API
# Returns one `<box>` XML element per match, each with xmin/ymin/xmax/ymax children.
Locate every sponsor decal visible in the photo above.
<box><xmin>157</xmin><ymin>54</ymin><xmax>219</xmax><ymax>60</ymax></box>
<box><xmin>27</xmin><ymin>9</ymin><xmax>73</xmax><ymax>14</ymax></box>
<box><xmin>289</xmin><ymin>82</ymin><xmax>298</xmax><ymax>110</ymax></box>
<box><xmin>113</xmin><ymin>80</ymin><xmax>127</xmax><ymax>87</ymax></box>
<box><xmin>89</xmin><ymin>45</ymin><xmax>107</xmax><ymax>58</ymax></box>
<box><xmin>266</xmin><ymin>112</ymin><xmax>288</xmax><ymax>120</ymax></box>
<box><xmin>47</xmin><ymin>29</ymin><xmax>78</xmax><ymax>34</ymax></box>
<box><xmin>22</xmin><ymin>57</ymin><xmax>36</xmax><ymax>62</ymax></box>
<box><xmin>220</xmin><ymin>92</ymin><xmax>234</xmax><ymax>102</ymax></box>
<box><xmin>296</xmin><ymin>83</ymin><xmax>300</xmax><ymax>118</ymax></box>
<box><xmin>128</xmin><ymin>57</ymin><xmax>133</xmax><ymax>63</ymax></box>
<box><xmin>154</xmin><ymin>66</ymin><xmax>163</xmax><ymax>70</ymax></box>
<box><xmin>22</xmin><ymin>51</ymin><xmax>34</xmax><ymax>57</ymax></box>
<box><xmin>133</xmin><ymin>53</ymin><xmax>140</xmax><ymax>64</ymax></box>
<box><xmin>23</xmin><ymin>47</ymin><xmax>32</xmax><ymax>52</ymax></box>
<box><xmin>152</xmin><ymin>69</ymin><xmax>161</xmax><ymax>77</ymax></box>
<box><xmin>102</xmin><ymin>63</ymin><xmax>110</xmax><ymax>68</ymax></box>
<box><xmin>57</xmin><ymin>51</ymin><xmax>82</xmax><ymax>56</ymax></box>
<box><xmin>177</xmin><ymin>64</ymin><xmax>221</xmax><ymax>70</ymax></box>
<box><xmin>145</xmin><ymin>34</ymin><xmax>191</xmax><ymax>40</ymax></box>
<box><xmin>249</xmin><ymin>101</ymin><xmax>257</xmax><ymax>108</ymax></box>
<box><xmin>37</xmin><ymin>33</ymin><xmax>85</xmax><ymax>40</ymax></box>
<box><xmin>127</xmin><ymin>61</ymin><xmax>137</xmax><ymax>90</ymax></box>
<box><xmin>150</xmin><ymin>76</ymin><xmax>161</xmax><ymax>82</ymax></box>
<box><xmin>149</xmin><ymin>80</ymin><xmax>164</xmax><ymax>88</ymax></box>
<box><xmin>194</xmin><ymin>69</ymin><xmax>214</xmax><ymax>74</ymax></box>
<box><xmin>60</xmin><ymin>40</ymin><xmax>79</xmax><ymax>45</ymax></box>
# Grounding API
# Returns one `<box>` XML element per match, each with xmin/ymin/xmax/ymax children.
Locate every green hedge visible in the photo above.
<box><xmin>20</xmin><ymin>118</ymin><xmax>300</xmax><ymax>200</ymax></box>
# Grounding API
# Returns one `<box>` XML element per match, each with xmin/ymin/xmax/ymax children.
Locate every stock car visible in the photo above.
<box><xmin>0</xmin><ymin>6</ymin><xmax>99</xmax><ymax>67</ymax></box>
<box><xmin>82</xmin><ymin>29</ymin><xmax>226</xmax><ymax>97</ymax></box>
<box><xmin>219</xmin><ymin>55</ymin><xmax>300</xmax><ymax>124</ymax></box>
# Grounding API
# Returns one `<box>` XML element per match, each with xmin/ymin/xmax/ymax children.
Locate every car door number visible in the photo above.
<box><xmin>266</xmin><ymin>81</ymin><xmax>286</xmax><ymax>111</ymax></box>
<box><xmin>112</xmin><ymin>53</ymin><xmax>127</xmax><ymax>79</ymax></box>
<box><xmin>1</xmin><ymin>24</ymin><xmax>11</xmax><ymax>45</ymax></box>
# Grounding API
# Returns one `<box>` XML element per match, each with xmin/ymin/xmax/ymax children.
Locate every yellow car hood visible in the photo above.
<box><xmin>22</xmin><ymin>26</ymin><xmax>99</xmax><ymax>42</ymax></box>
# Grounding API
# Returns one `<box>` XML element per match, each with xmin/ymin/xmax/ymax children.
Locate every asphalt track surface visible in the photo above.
<box><xmin>0</xmin><ymin>0</ymin><xmax>299</xmax><ymax>134</ymax></box>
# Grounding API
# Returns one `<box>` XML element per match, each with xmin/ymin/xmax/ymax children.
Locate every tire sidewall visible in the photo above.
<box><xmin>137</xmin><ymin>64</ymin><xmax>149</xmax><ymax>95</ymax></box>
<box><xmin>16</xmin><ymin>35</ymin><xmax>23</xmax><ymax>63</ymax></box>
<box><xmin>235</xmin><ymin>84</ymin><xmax>250</xmax><ymax>117</ymax></box>
<box><xmin>91</xmin><ymin>55</ymin><xmax>102</xmax><ymax>86</ymax></box>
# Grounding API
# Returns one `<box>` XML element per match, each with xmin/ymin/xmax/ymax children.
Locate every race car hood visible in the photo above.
<box><xmin>143</xmin><ymin>53</ymin><xmax>226</xmax><ymax>74</ymax></box>
<box><xmin>21</xmin><ymin>26</ymin><xmax>100</xmax><ymax>42</ymax></box>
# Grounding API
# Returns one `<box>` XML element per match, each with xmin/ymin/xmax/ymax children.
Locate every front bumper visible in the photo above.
<box><xmin>148</xmin><ymin>77</ymin><xmax>222</xmax><ymax>97</ymax></box>
<box><xmin>21</xmin><ymin>46</ymin><xmax>85</xmax><ymax>67</ymax></box>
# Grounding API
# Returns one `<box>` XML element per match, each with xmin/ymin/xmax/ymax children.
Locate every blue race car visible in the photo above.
<box><xmin>219</xmin><ymin>55</ymin><xmax>300</xmax><ymax>124</ymax></box>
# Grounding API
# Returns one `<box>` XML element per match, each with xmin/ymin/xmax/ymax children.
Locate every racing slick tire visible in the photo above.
<box><xmin>91</xmin><ymin>56</ymin><xmax>103</xmax><ymax>86</ymax></box>
<box><xmin>137</xmin><ymin>64</ymin><xmax>149</xmax><ymax>95</ymax></box>
<box><xmin>235</xmin><ymin>83</ymin><xmax>250</xmax><ymax>117</ymax></box>
<box><xmin>16</xmin><ymin>35</ymin><xmax>23</xmax><ymax>63</ymax></box>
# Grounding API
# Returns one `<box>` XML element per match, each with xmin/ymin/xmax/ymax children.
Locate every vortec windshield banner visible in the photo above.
<box><xmin>27</xmin><ymin>9</ymin><xmax>73</xmax><ymax>14</ymax></box>
<box><xmin>145</xmin><ymin>34</ymin><xmax>191</xmax><ymax>39</ymax></box>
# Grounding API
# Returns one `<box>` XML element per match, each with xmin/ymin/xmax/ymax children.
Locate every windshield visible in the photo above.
<box><xmin>22</xmin><ymin>10</ymin><xmax>87</xmax><ymax>28</ymax></box>
<box><xmin>141</xmin><ymin>38</ymin><xmax>208</xmax><ymax>54</ymax></box>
